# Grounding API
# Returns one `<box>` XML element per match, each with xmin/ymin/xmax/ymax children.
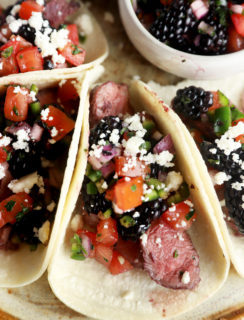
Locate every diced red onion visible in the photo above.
<box><xmin>31</xmin><ymin>123</ymin><xmax>44</xmax><ymax>142</ymax></box>
<box><xmin>79</xmin><ymin>234</ymin><xmax>92</xmax><ymax>258</ymax></box>
<box><xmin>198</xmin><ymin>21</ymin><xmax>215</xmax><ymax>36</ymax></box>
<box><xmin>191</xmin><ymin>0</ymin><xmax>209</xmax><ymax>19</ymax></box>
<box><xmin>88</xmin><ymin>155</ymin><xmax>103</xmax><ymax>170</ymax></box>
<box><xmin>230</xmin><ymin>4</ymin><xmax>243</xmax><ymax>14</ymax></box>
<box><xmin>89</xmin><ymin>145</ymin><xmax>121</xmax><ymax>170</ymax></box>
<box><xmin>194</xmin><ymin>35</ymin><xmax>201</xmax><ymax>47</ymax></box>
<box><xmin>153</xmin><ymin>134</ymin><xmax>175</xmax><ymax>154</ymax></box>
<box><xmin>6</xmin><ymin>122</ymin><xmax>31</xmax><ymax>135</ymax></box>
<box><xmin>100</xmin><ymin>161</ymin><xmax>115</xmax><ymax>178</ymax></box>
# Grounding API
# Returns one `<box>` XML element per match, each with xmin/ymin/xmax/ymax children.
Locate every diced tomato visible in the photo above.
<box><xmin>95</xmin><ymin>243</ymin><xmax>113</xmax><ymax>267</ymax></box>
<box><xmin>0</xmin><ymin>192</ymin><xmax>33</xmax><ymax>228</ymax></box>
<box><xmin>41</xmin><ymin>105</ymin><xmax>75</xmax><ymax>141</ymax></box>
<box><xmin>109</xmin><ymin>251</ymin><xmax>133</xmax><ymax>275</ymax></box>
<box><xmin>160</xmin><ymin>201</ymin><xmax>196</xmax><ymax>231</ymax></box>
<box><xmin>16</xmin><ymin>47</ymin><xmax>44</xmax><ymax>73</ymax></box>
<box><xmin>231</xmin><ymin>13</ymin><xmax>244</xmax><ymax>37</ymax></box>
<box><xmin>4</xmin><ymin>86</ymin><xmax>30</xmax><ymax>122</ymax></box>
<box><xmin>232</xmin><ymin>118</ymin><xmax>244</xmax><ymax>126</ymax></box>
<box><xmin>115</xmin><ymin>156</ymin><xmax>150</xmax><ymax>177</ymax></box>
<box><xmin>19</xmin><ymin>1</ymin><xmax>44</xmax><ymax>20</ymax></box>
<box><xmin>106</xmin><ymin>177</ymin><xmax>143</xmax><ymax>212</ymax></box>
<box><xmin>58</xmin><ymin>79</ymin><xmax>79</xmax><ymax>103</ymax></box>
<box><xmin>0</xmin><ymin>55</ymin><xmax>19</xmax><ymax>77</ymax></box>
<box><xmin>236</xmin><ymin>134</ymin><xmax>244</xmax><ymax>144</ymax></box>
<box><xmin>77</xmin><ymin>229</ymin><xmax>96</xmax><ymax>258</ymax></box>
<box><xmin>67</xmin><ymin>24</ymin><xmax>79</xmax><ymax>45</ymax></box>
<box><xmin>59</xmin><ymin>42</ymin><xmax>86</xmax><ymax>66</ymax></box>
<box><xmin>208</xmin><ymin>91</ymin><xmax>221</xmax><ymax>111</ymax></box>
<box><xmin>0</xmin><ymin>36</ymin><xmax>32</xmax><ymax>55</ymax></box>
<box><xmin>96</xmin><ymin>218</ymin><xmax>118</xmax><ymax>246</ymax></box>
<box><xmin>0</xmin><ymin>146</ymin><xmax>11</xmax><ymax>163</ymax></box>
<box><xmin>227</xmin><ymin>25</ymin><xmax>244</xmax><ymax>53</ymax></box>
<box><xmin>190</xmin><ymin>128</ymin><xmax>204</xmax><ymax>145</ymax></box>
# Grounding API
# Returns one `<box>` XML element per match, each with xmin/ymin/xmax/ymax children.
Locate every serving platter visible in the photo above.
<box><xmin>0</xmin><ymin>0</ymin><xmax>244</xmax><ymax>319</ymax></box>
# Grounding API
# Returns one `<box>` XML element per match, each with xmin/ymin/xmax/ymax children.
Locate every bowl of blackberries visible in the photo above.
<box><xmin>118</xmin><ymin>0</ymin><xmax>244</xmax><ymax>79</ymax></box>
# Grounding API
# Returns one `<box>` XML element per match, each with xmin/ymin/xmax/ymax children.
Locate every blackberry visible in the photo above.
<box><xmin>13</xmin><ymin>210</ymin><xmax>49</xmax><ymax>245</ymax></box>
<box><xmin>118</xmin><ymin>198</ymin><xmax>168</xmax><ymax>241</ymax></box>
<box><xmin>201</xmin><ymin>141</ymin><xmax>244</xmax><ymax>178</ymax></box>
<box><xmin>82</xmin><ymin>177</ymin><xmax>110</xmax><ymax>214</ymax></box>
<box><xmin>137</xmin><ymin>0</ymin><xmax>162</xmax><ymax>13</ymax></box>
<box><xmin>150</xmin><ymin>0</ymin><xmax>198</xmax><ymax>54</ymax></box>
<box><xmin>18</xmin><ymin>24</ymin><xmax>36</xmax><ymax>44</ymax></box>
<box><xmin>89</xmin><ymin>116</ymin><xmax>122</xmax><ymax>147</ymax></box>
<box><xmin>172</xmin><ymin>86</ymin><xmax>213</xmax><ymax>120</ymax></box>
<box><xmin>44</xmin><ymin>58</ymin><xmax>54</xmax><ymax>70</ymax></box>
<box><xmin>225</xmin><ymin>178</ymin><xmax>244</xmax><ymax>234</ymax></box>
<box><xmin>9</xmin><ymin>142</ymin><xmax>42</xmax><ymax>179</ymax></box>
<box><xmin>195</xmin><ymin>0</ymin><xmax>228</xmax><ymax>55</ymax></box>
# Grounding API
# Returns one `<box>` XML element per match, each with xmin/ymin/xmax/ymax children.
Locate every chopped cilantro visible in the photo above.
<box><xmin>173</xmin><ymin>250</ymin><xmax>178</xmax><ymax>258</ymax></box>
<box><xmin>16</xmin><ymin>206</ymin><xmax>29</xmax><ymax>222</ymax></box>
<box><xmin>13</xmin><ymin>106</ymin><xmax>19</xmax><ymax>116</ymax></box>
<box><xmin>185</xmin><ymin>209</ymin><xmax>195</xmax><ymax>221</ymax></box>
<box><xmin>1</xmin><ymin>46</ymin><xmax>13</xmax><ymax>58</ymax></box>
<box><xmin>3</xmin><ymin>147</ymin><xmax>11</xmax><ymax>161</ymax></box>
<box><xmin>103</xmin><ymin>257</ymin><xmax>109</xmax><ymax>262</ymax></box>
<box><xmin>5</xmin><ymin>200</ymin><xmax>16</xmax><ymax>212</ymax></box>
<box><xmin>19</xmin><ymin>54</ymin><xmax>23</xmax><ymax>59</ymax></box>
<box><xmin>72</xmin><ymin>45</ymin><xmax>82</xmax><ymax>55</ymax></box>
<box><xmin>79</xmin><ymin>34</ymin><xmax>87</xmax><ymax>43</ymax></box>
<box><xmin>97</xmin><ymin>233</ymin><xmax>102</xmax><ymax>237</ymax></box>
<box><xmin>131</xmin><ymin>184</ymin><xmax>137</xmax><ymax>192</ymax></box>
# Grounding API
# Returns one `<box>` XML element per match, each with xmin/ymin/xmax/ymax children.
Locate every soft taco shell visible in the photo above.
<box><xmin>48</xmin><ymin>79</ymin><xmax>229</xmax><ymax>320</ymax></box>
<box><xmin>147</xmin><ymin>74</ymin><xmax>244</xmax><ymax>278</ymax></box>
<box><xmin>0</xmin><ymin>70</ymin><xmax>91</xmax><ymax>288</ymax></box>
<box><xmin>0</xmin><ymin>0</ymin><xmax>108</xmax><ymax>86</ymax></box>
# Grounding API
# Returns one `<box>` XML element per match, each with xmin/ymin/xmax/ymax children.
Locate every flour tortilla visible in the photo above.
<box><xmin>0</xmin><ymin>0</ymin><xmax>108</xmax><ymax>87</ymax></box>
<box><xmin>146</xmin><ymin>74</ymin><xmax>244</xmax><ymax>279</ymax></box>
<box><xmin>0</xmin><ymin>70</ymin><xmax>92</xmax><ymax>287</ymax></box>
<box><xmin>48</xmin><ymin>79</ymin><xmax>229</xmax><ymax>320</ymax></box>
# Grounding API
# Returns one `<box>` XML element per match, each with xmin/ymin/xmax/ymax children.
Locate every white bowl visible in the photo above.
<box><xmin>118</xmin><ymin>0</ymin><xmax>244</xmax><ymax>80</ymax></box>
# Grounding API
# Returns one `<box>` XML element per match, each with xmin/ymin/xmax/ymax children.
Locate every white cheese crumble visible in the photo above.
<box><xmin>8</xmin><ymin>172</ymin><xmax>44</xmax><ymax>194</ymax></box>
<box><xmin>38</xmin><ymin>220</ymin><xmax>50</xmax><ymax>245</ymax></box>
<box><xmin>41</xmin><ymin>108</ymin><xmax>50</xmax><ymax>121</ymax></box>
<box><xmin>70</xmin><ymin>214</ymin><xmax>83</xmax><ymax>232</ymax></box>
<box><xmin>101</xmin><ymin>181</ymin><xmax>108</xmax><ymax>190</ymax></box>
<box><xmin>140</xmin><ymin>233</ymin><xmax>148</xmax><ymax>246</ymax></box>
<box><xmin>0</xmin><ymin>62</ymin><xmax>2</xmax><ymax>70</ymax></box>
<box><xmin>214</xmin><ymin>171</ymin><xmax>231</xmax><ymax>185</ymax></box>
<box><xmin>12</xmin><ymin>129</ymin><xmax>30</xmax><ymax>152</ymax></box>
<box><xmin>0</xmin><ymin>164</ymin><xmax>5</xmax><ymax>180</ymax></box>
<box><xmin>181</xmin><ymin>271</ymin><xmax>190</xmax><ymax>284</ymax></box>
<box><xmin>51</xmin><ymin>127</ymin><xmax>58</xmax><ymax>138</ymax></box>
<box><xmin>118</xmin><ymin>256</ymin><xmax>125</xmax><ymax>265</ymax></box>
<box><xmin>0</xmin><ymin>136</ymin><xmax>11</xmax><ymax>147</ymax></box>
<box><xmin>165</xmin><ymin>171</ymin><xmax>183</xmax><ymax>192</ymax></box>
<box><xmin>13</xmin><ymin>86</ymin><xmax>27</xmax><ymax>95</ymax></box>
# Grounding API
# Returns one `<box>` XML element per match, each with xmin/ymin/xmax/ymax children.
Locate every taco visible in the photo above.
<box><xmin>48</xmin><ymin>79</ymin><xmax>229</xmax><ymax>320</ymax></box>
<box><xmin>0</xmin><ymin>71</ymin><xmax>91</xmax><ymax>288</ymax></box>
<box><xmin>148</xmin><ymin>75</ymin><xmax>244</xmax><ymax>278</ymax></box>
<box><xmin>0</xmin><ymin>0</ymin><xmax>108</xmax><ymax>81</ymax></box>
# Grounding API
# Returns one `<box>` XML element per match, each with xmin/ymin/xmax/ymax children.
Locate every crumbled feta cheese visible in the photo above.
<box><xmin>28</xmin><ymin>11</ymin><xmax>43</xmax><ymax>31</ymax></box>
<box><xmin>109</xmin><ymin>129</ymin><xmax>120</xmax><ymax>145</ymax></box>
<box><xmin>13</xmin><ymin>86</ymin><xmax>27</xmax><ymax>95</ymax></box>
<box><xmin>214</xmin><ymin>171</ymin><xmax>230</xmax><ymax>185</ymax></box>
<box><xmin>41</xmin><ymin>108</ymin><xmax>50</xmax><ymax>121</ymax></box>
<box><xmin>220</xmin><ymin>200</ymin><xmax>226</xmax><ymax>207</ymax></box>
<box><xmin>140</xmin><ymin>233</ymin><xmax>148</xmax><ymax>246</ymax></box>
<box><xmin>0</xmin><ymin>136</ymin><xmax>11</xmax><ymax>147</ymax></box>
<box><xmin>12</xmin><ymin>129</ymin><xmax>30</xmax><ymax>152</ymax></box>
<box><xmin>133</xmin><ymin>211</ymin><xmax>140</xmax><ymax>218</ymax></box>
<box><xmin>0</xmin><ymin>164</ymin><xmax>5</xmax><ymax>180</ymax></box>
<box><xmin>118</xmin><ymin>256</ymin><xmax>125</xmax><ymax>265</ymax></box>
<box><xmin>209</xmin><ymin>148</ymin><xmax>217</xmax><ymax>154</ymax></box>
<box><xmin>123</xmin><ymin>136</ymin><xmax>145</xmax><ymax>156</ymax></box>
<box><xmin>51</xmin><ymin>127</ymin><xmax>58</xmax><ymax>138</ymax></box>
<box><xmin>36</xmin><ymin>0</ymin><xmax>44</xmax><ymax>5</ymax></box>
<box><xmin>112</xmin><ymin>203</ymin><xmax>123</xmax><ymax>214</ymax></box>
<box><xmin>47</xmin><ymin>201</ymin><xmax>56</xmax><ymax>212</ymax></box>
<box><xmin>0</xmin><ymin>62</ymin><xmax>3</xmax><ymax>70</ymax></box>
<box><xmin>184</xmin><ymin>200</ymin><xmax>193</xmax><ymax>207</ymax></box>
<box><xmin>169</xmin><ymin>205</ymin><xmax>176</xmax><ymax>212</ymax></box>
<box><xmin>101</xmin><ymin>181</ymin><xmax>108</xmax><ymax>190</ymax></box>
<box><xmin>181</xmin><ymin>271</ymin><xmax>190</xmax><ymax>284</ymax></box>
<box><xmin>50</xmin><ymin>28</ymin><xmax>69</xmax><ymax>49</ymax></box>
<box><xmin>165</xmin><ymin>171</ymin><xmax>183</xmax><ymax>192</ymax></box>
<box><xmin>8</xmin><ymin>172</ymin><xmax>44</xmax><ymax>194</ymax></box>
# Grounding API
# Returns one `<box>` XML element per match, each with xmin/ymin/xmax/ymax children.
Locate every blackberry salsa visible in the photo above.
<box><xmin>71</xmin><ymin>82</ymin><xmax>200</xmax><ymax>290</ymax></box>
<box><xmin>0</xmin><ymin>0</ymin><xmax>86</xmax><ymax>77</ymax></box>
<box><xmin>0</xmin><ymin>79</ymin><xmax>79</xmax><ymax>250</ymax></box>
<box><xmin>135</xmin><ymin>0</ymin><xmax>244</xmax><ymax>55</ymax></box>
<box><xmin>172</xmin><ymin>86</ymin><xmax>244</xmax><ymax>233</ymax></box>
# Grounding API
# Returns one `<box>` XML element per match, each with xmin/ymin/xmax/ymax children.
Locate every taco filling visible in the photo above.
<box><xmin>0</xmin><ymin>79</ymin><xmax>79</xmax><ymax>251</ymax></box>
<box><xmin>0</xmin><ymin>0</ymin><xmax>86</xmax><ymax>77</ymax></box>
<box><xmin>71</xmin><ymin>81</ymin><xmax>200</xmax><ymax>290</ymax></box>
<box><xmin>171</xmin><ymin>87</ymin><xmax>244</xmax><ymax>235</ymax></box>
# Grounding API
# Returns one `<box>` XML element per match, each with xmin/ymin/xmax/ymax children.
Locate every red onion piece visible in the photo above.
<box><xmin>31</xmin><ymin>123</ymin><xmax>44</xmax><ymax>141</ymax></box>
<box><xmin>100</xmin><ymin>161</ymin><xmax>115</xmax><ymax>178</ymax></box>
<box><xmin>230</xmin><ymin>4</ymin><xmax>243</xmax><ymax>14</ymax></box>
<box><xmin>194</xmin><ymin>34</ymin><xmax>201</xmax><ymax>47</ymax></box>
<box><xmin>89</xmin><ymin>145</ymin><xmax>121</xmax><ymax>170</ymax></box>
<box><xmin>79</xmin><ymin>234</ymin><xmax>92</xmax><ymax>258</ymax></box>
<box><xmin>191</xmin><ymin>0</ymin><xmax>209</xmax><ymax>19</ymax></box>
<box><xmin>198</xmin><ymin>21</ymin><xmax>214</xmax><ymax>36</ymax></box>
<box><xmin>6</xmin><ymin>122</ymin><xmax>31</xmax><ymax>135</ymax></box>
<box><xmin>88</xmin><ymin>155</ymin><xmax>103</xmax><ymax>170</ymax></box>
<box><xmin>153</xmin><ymin>135</ymin><xmax>175</xmax><ymax>154</ymax></box>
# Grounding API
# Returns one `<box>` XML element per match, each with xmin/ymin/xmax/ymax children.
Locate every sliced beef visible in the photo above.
<box><xmin>44</xmin><ymin>0</ymin><xmax>80</xmax><ymax>29</ymax></box>
<box><xmin>89</xmin><ymin>82</ymin><xmax>129</xmax><ymax>128</ymax></box>
<box><xmin>141</xmin><ymin>220</ymin><xmax>200</xmax><ymax>289</ymax></box>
